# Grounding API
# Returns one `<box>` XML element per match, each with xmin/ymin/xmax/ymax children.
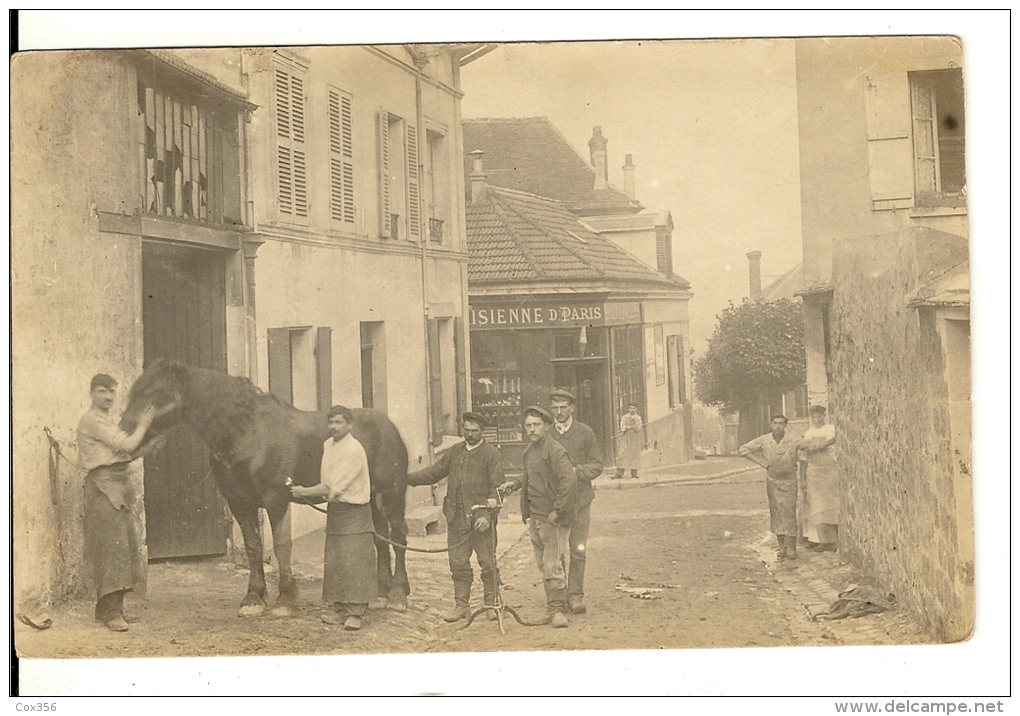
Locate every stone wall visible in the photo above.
<box><xmin>829</xmin><ymin>226</ymin><xmax>972</xmax><ymax>641</ymax></box>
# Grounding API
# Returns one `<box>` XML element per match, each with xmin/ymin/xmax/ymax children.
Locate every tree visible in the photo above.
<box><xmin>694</xmin><ymin>298</ymin><xmax>806</xmax><ymax>415</ymax></box>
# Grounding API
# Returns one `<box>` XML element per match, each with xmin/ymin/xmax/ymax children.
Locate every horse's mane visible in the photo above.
<box><xmin>182</xmin><ymin>366</ymin><xmax>314</xmax><ymax>450</ymax></box>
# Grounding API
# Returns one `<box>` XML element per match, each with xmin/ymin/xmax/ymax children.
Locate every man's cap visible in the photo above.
<box><xmin>548</xmin><ymin>389</ymin><xmax>576</xmax><ymax>404</ymax></box>
<box><xmin>523</xmin><ymin>405</ymin><xmax>553</xmax><ymax>425</ymax></box>
<box><xmin>808</xmin><ymin>405</ymin><xmax>827</xmax><ymax>415</ymax></box>
<box><xmin>90</xmin><ymin>373</ymin><xmax>118</xmax><ymax>391</ymax></box>
<box><xmin>461</xmin><ymin>411</ymin><xmax>488</xmax><ymax>428</ymax></box>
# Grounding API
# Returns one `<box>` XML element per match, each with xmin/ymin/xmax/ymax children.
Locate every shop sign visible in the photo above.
<box><xmin>603</xmin><ymin>301</ymin><xmax>642</xmax><ymax>325</ymax></box>
<box><xmin>469</xmin><ymin>301</ymin><xmax>605</xmax><ymax>328</ymax></box>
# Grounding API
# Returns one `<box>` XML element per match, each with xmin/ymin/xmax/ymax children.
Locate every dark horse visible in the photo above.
<box><xmin>119</xmin><ymin>359</ymin><xmax>411</xmax><ymax>616</ymax></box>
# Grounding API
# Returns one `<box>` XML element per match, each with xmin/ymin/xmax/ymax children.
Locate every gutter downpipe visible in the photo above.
<box><xmin>413</xmin><ymin>52</ymin><xmax>439</xmax><ymax>505</ymax></box>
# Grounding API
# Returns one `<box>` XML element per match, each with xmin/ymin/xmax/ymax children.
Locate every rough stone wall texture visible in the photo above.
<box><xmin>829</xmin><ymin>226</ymin><xmax>971</xmax><ymax>641</ymax></box>
<box><xmin>642</xmin><ymin>410</ymin><xmax>687</xmax><ymax>468</ymax></box>
<box><xmin>12</xmin><ymin>52</ymin><xmax>148</xmax><ymax>610</ymax></box>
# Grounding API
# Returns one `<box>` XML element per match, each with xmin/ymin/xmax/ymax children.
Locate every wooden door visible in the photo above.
<box><xmin>142</xmin><ymin>242</ymin><xmax>231</xmax><ymax>559</ymax></box>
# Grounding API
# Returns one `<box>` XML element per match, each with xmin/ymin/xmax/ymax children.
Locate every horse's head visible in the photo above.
<box><xmin>120</xmin><ymin>358</ymin><xmax>187</xmax><ymax>437</ymax></box>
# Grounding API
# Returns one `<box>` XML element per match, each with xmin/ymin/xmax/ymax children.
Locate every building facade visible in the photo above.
<box><xmin>462</xmin><ymin>119</ymin><xmax>694</xmax><ymax>470</ymax></box>
<box><xmin>794</xmin><ymin>37</ymin><xmax>972</xmax><ymax>640</ymax></box>
<box><xmin>11</xmin><ymin>44</ymin><xmax>482</xmax><ymax>610</ymax></box>
<box><xmin>465</xmin><ymin>162</ymin><xmax>693</xmax><ymax>471</ymax></box>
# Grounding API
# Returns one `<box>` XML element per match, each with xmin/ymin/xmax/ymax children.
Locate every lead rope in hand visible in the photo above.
<box><xmin>285</xmin><ymin>478</ymin><xmax>473</xmax><ymax>554</ymax></box>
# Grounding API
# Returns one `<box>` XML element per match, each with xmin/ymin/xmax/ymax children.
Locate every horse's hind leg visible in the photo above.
<box><xmin>375</xmin><ymin>489</ymin><xmax>408</xmax><ymax>612</ymax></box>
<box><xmin>370</xmin><ymin>497</ymin><xmax>392</xmax><ymax>610</ymax></box>
<box><xmin>230</xmin><ymin>501</ymin><xmax>268</xmax><ymax>617</ymax></box>
<box><xmin>266</xmin><ymin>500</ymin><xmax>298</xmax><ymax>617</ymax></box>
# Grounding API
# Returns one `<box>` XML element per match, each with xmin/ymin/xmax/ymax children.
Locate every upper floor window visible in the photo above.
<box><xmin>274</xmin><ymin>62</ymin><xmax>308</xmax><ymax>222</ymax></box>
<box><xmin>910</xmin><ymin>68</ymin><xmax>966</xmax><ymax>207</ymax></box>
<box><xmin>426</xmin><ymin>128</ymin><xmax>448</xmax><ymax>244</ymax></box>
<box><xmin>137</xmin><ymin>67</ymin><xmax>244</xmax><ymax>225</ymax></box>
<box><xmin>377</xmin><ymin>110</ymin><xmax>421</xmax><ymax>241</ymax></box>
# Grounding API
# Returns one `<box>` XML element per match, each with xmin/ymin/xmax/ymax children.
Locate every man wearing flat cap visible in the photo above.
<box><xmin>547</xmin><ymin>389</ymin><xmax>603</xmax><ymax>615</ymax></box>
<box><xmin>407</xmin><ymin>412</ymin><xmax>505</xmax><ymax>622</ymax></box>
<box><xmin>500</xmin><ymin>405</ymin><xmax>577</xmax><ymax>628</ymax></box>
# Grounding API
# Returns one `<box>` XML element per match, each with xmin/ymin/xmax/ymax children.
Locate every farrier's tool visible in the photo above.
<box><xmin>460</xmin><ymin>485</ymin><xmax>539</xmax><ymax>633</ymax></box>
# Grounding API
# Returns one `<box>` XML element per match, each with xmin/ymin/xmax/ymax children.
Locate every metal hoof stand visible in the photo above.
<box><xmin>459</xmin><ymin>489</ymin><xmax>543</xmax><ymax>634</ymax></box>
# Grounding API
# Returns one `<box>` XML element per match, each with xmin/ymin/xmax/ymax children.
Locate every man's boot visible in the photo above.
<box><xmin>549</xmin><ymin>589</ymin><xmax>568</xmax><ymax>629</ymax></box>
<box><xmin>443</xmin><ymin>578</ymin><xmax>472</xmax><ymax>622</ymax></box>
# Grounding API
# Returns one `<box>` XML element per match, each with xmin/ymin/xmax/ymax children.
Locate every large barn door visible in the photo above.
<box><xmin>142</xmin><ymin>242</ymin><xmax>231</xmax><ymax>559</ymax></box>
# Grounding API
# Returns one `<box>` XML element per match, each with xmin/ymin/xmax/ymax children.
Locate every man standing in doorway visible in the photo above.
<box><xmin>501</xmin><ymin>406</ymin><xmax>576</xmax><ymax>628</ymax></box>
<box><xmin>407</xmin><ymin>412</ymin><xmax>505</xmax><ymax>622</ymax></box>
<box><xmin>548</xmin><ymin>389</ymin><xmax>603</xmax><ymax>616</ymax></box>
<box><xmin>615</xmin><ymin>402</ymin><xmax>644</xmax><ymax>479</ymax></box>
<box><xmin>77</xmin><ymin>373</ymin><xmax>157</xmax><ymax>632</ymax></box>
<box><xmin>740</xmin><ymin>415</ymin><xmax>801</xmax><ymax>560</ymax></box>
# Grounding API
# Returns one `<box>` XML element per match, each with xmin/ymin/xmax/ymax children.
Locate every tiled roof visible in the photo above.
<box><xmin>467</xmin><ymin>186</ymin><xmax>689</xmax><ymax>290</ymax></box>
<box><xmin>463</xmin><ymin>118</ymin><xmax>641</xmax><ymax>214</ymax></box>
<box><xmin>761</xmin><ymin>262</ymin><xmax>804</xmax><ymax>302</ymax></box>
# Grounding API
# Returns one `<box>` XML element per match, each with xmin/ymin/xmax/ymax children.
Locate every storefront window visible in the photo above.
<box><xmin>611</xmin><ymin>325</ymin><xmax>645</xmax><ymax>422</ymax></box>
<box><xmin>471</xmin><ymin>332</ymin><xmax>523</xmax><ymax>443</ymax></box>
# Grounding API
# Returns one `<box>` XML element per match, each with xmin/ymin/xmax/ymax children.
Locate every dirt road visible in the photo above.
<box><xmin>15</xmin><ymin>460</ymin><xmax>932</xmax><ymax>663</ymax></box>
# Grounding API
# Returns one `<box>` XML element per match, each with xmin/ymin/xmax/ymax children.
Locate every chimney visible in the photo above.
<box><xmin>469</xmin><ymin>149</ymin><xmax>487</xmax><ymax>205</ymax></box>
<box><xmin>747</xmin><ymin>251</ymin><xmax>763</xmax><ymax>299</ymax></box>
<box><xmin>588</xmin><ymin>126</ymin><xmax>609</xmax><ymax>191</ymax></box>
<box><xmin>623</xmin><ymin>154</ymin><xmax>636</xmax><ymax>199</ymax></box>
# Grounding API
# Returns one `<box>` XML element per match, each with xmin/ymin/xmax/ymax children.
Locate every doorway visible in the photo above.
<box><xmin>141</xmin><ymin>242</ymin><xmax>230</xmax><ymax>559</ymax></box>
<box><xmin>553</xmin><ymin>360</ymin><xmax>611</xmax><ymax>465</ymax></box>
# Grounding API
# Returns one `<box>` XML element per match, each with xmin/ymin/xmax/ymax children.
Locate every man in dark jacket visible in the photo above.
<box><xmin>501</xmin><ymin>405</ymin><xmax>576</xmax><ymax>628</ymax></box>
<box><xmin>548</xmin><ymin>389</ymin><xmax>604</xmax><ymax>615</ymax></box>
<box><xmin>407</xmin><ymin>412</ymin><xmax>505</xmax><ymax>622</ymax></box>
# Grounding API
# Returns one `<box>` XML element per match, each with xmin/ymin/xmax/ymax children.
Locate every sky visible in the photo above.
<box><xmin>9</xmin><ymin>10</ymin><xmax>1010</xmax><ymax>700</ymax></box>
<box><xmin>460</xmin><ymin>39</ymin><xmax>803</xmax><ymax>351</ymax></box>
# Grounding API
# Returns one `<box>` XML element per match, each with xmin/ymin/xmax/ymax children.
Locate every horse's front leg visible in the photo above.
<box><xmin>266</xmin><ymin>498</ymin><xmax>297</xmax><ymax>617</ymax></box>
<box><xmin>229</xmin><ymin>500</ymin><xmax>268</xmax><ymax>617</ymax></box>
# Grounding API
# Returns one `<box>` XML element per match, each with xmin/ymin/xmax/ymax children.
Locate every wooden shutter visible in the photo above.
<box><xmin>407</xmin><ymin>122</ymin><xmax>420</xmax><ymax>239</ymax></box>
<box><xmin>267</xmin><ymin>327</ymin><xmax>293</xmax><ymax>404</ymax></box>
<box><xmin>276</xmin><ymin>65</ymin><xmax>308</xmax><ymax>220</ymax></box>
<box><xmin>328</xmin><ymin>88</ymin><xmax>355</xmax><ymax>225</ymax></box>
<box><xmin>864</xmin><ymin>74</ymin><xmax>914</xmax><ymax>208</ymax></box>
<box><xmin>341</xmin><ymin>92</ymin><xmax>355</xmax><ymax>223</ymax></box>
<box><xmin>427</xmin><ymin>320</ymin><xmax>443</xmax><ymax>446</ymax></box>
<box><xmin>316</xmin><ymin>327</ymin><xmax>333</xmax><ymax>411</ymax></box>
<box><xmin>377</xmin><ymin>109</ymin><xmax>391</xmax><ymax>237</ymax></box>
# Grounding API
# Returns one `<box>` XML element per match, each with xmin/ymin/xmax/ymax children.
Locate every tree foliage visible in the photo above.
<box><xmin>694</xmin><ymin>298</ymin><xmax>806</xmax><ymax>414</ymax></box>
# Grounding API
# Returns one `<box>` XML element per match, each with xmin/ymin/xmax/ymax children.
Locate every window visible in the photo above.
<box><xmin>328</xmin><ymin>86</ymin><xmax>355</xmax><ymax>225</ymax></box>
<box><xmin>267</xmin><ymin>327</ymin><xmax>331</xmax><ymax>411</ymax></box>
<box><xmin>654</xmin><ymin>325</ymin><xmax>666</xmax><ymax>386</ymax></box>
<box><xmin>274</xmin><ymin>62</ymin><xmax>308</xmax><ymax>221</ymax></box>
<box><xmin>360</xmin><ymin>322</ymin><xmax>386</xmax><ymax>410</ymax></box>
<box><xmin>426</xmin><ymin>129</ymin><xmax>448</xmax><ymax>243</ymax></box>
<box><xmin>471</xmin><ymin>332</ymin><xmax>522</xmax><ymax>443</ymax></box>
<box><xmin>666</xmin><ymin>334</ymin><xmax>687</xmax><ymax>409</ymax></box>
<box><xmin>378</xmin><ymin>111</ymin><xmax>421</xmax><ymax>240</ymax></box>
<box><xmin>612</xmin><ymin>325</ymin><xmax>645</xmax><ymax>426</ymax></box>
<box><xmin>910</xmin><ymin>69</ymin><xmax>966</xmax><ymax>207</ymax></box>
<box><xmin>137</xmin><ymin>67</ymin><xmax>243</xmax><ymax>225</ymax></box>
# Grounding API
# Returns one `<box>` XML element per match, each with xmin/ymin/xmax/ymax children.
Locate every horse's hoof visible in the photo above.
<box><xmin>270</xmin><ymin>605</ymin><xmax>293</xmax><ymax>618</ymax></box>
<box><xmin>387</xmin><ymin>589</ymin><xmax>408</xmax><ymax>612</ymax></box>
<box><xmin>368</xmin><ymin>597</ymin><xmax>389</xmax><ymax>611</ymax></box>
<box><xmin>238</xmin><ymin>603</ymin><xmax>266</xmax><ymax>617</ymax></box>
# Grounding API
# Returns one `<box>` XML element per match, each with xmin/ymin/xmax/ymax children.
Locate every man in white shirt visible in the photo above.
<box><xmin>290</xmin><ymin>405</ymin><xmax>376</xmax><ymax>631</ymax></box>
